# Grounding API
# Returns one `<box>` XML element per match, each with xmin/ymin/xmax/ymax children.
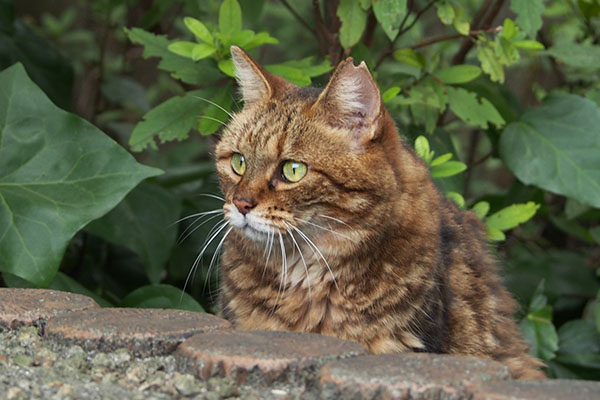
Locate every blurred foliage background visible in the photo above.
<box><xmin>0</xmin><ymin>0</ymin><xmax>599</xmax><ymax>380</ymax></box>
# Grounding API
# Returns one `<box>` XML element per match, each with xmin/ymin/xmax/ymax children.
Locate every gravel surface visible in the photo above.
<box><xmin>0</xmin><ymin>327</ymin><xmax>310</xmax><ymax>400</ymax></box>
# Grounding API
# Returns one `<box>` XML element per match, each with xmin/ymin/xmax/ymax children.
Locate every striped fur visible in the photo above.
<box><xmin>214</xmin><ymin>47</ymin><xmax>545</xmax><ymax>380</ymax></box>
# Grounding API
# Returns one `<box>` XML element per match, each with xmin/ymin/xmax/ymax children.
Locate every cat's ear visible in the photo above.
<box><xmin>313</xmin><ymin>58</ymin><xmax>382</xmax><ymax>143</ymax></box>
<box><xmin>231</xmin><ymin>45</ymin><xmax>279</xmax><ymax>106</ymax></box>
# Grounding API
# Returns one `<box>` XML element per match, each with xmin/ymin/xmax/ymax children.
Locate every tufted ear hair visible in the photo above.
<box><xmin>312</xmin><ymin>58</ymin><xmax>382</xmax><ymax>144</ymax></box>
<box><xmin>230</xmin><ymin>45</ymin><xmax>287</xmax><ymax>106</ymax></box>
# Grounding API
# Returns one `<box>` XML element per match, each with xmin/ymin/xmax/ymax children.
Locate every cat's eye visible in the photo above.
<box><xmin>281</xmin><ymin>160</ymin><xmax>307</xmax><ymax>183</ymax></box>
<box><xmin>231</xmin><ymin>153</ymin><xmax>246</xmax><ymax>176</ymax></box>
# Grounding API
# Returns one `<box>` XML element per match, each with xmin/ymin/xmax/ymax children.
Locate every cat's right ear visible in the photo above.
<box><xmin>231</xmin><ymin>46</ymin><xmax>276</xmax><ymax>106</ymax></box>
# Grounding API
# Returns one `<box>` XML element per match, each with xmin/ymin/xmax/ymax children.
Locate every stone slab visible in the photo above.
<box><xmin>472</xmin><ymin>379</ymin><xmax>600</xmax><ymax>400</ymax></box>
<box><xmin>177</xmin><ymin>330</ymin><xmax>367</xmax><ymax>385</ymax></box>
<box><xmin>0</xmin><ymin>288</ymin><xmax>98</xmax><ymax>332</ymax></box>
<box><xmin>319</xmin><ymin>353</ymin><xmax>511</xmax><ymax>400</ymax></box>
<box><xmin>45</xmin><ymin>308</ymin><xmax>232</xmax><ymax>356</ymax></box>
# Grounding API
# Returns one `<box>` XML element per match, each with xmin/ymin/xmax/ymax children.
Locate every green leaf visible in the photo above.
<box><xmin>436</xmin><ymin>1</ymin><xmax>455</xmax><ymax>25</ymax></box>
<box><xmin>485</xmin><ymin>202</ymin><xmax>539</xmax><ymax>232</ymax></box>
<box><xmin>447</xmin><ymin>87</ymin><xmax>505</xmax><ymax>129</ymax></box>
<box><xmin>501</xmin><ymin>18</ymin><xmax>518</xmax><ymax>41</ymax></box>
<box><xmin>265</xmin><ymin>64</ymin><xmax>311</xmax><ymax>86</ymax></box>
<box><xmin>519</xmin><ymin>305</ymin><xmax>559</xmax><ymax>361</ymax></box>
<box><xmin>120</xmin><ymin>284</ymin><xmax>205</xmax><ymax>312</ymax></box>
<box><xmin>0</xmin><ymin>64</ymin><xmax>161</xmax><ymax>287</ymax></box>
<box><xmin>477</xmin><ymin>42</ymin><xmax>505</xmax><ymax>83</ymax></box>
<box><xmin>197</xmin><ymin>85</ymin><xmax>233</xmax><ymax>135</ymax></box>
<box><xmin>431</xmin><ymin>161</ymin><xmax>467</xmax><ymax>178</ymax></box>
<box><xmin>126</xmin><ymin>28</ymin><xmax>221</xmax><ymax>85</ymax></box>
<box><xmin>129</xmin><ymin>90</ymin><xmax>208</xmax><ymax>151</ymax></box>
<box><xmin>513</xmin><ymin>40</ymin><xmax>544</xmax><ymax>50</ymax></box>
<box><xmin>446</xmin><ymin>192</ymin><xmax>465</xmax><ymax>208</ymax></box>
<box><xmin>393</xmin><ymin>48</ymin><xmax>426</xmax><ymax>69</ymax></box>
<box><xmin>167</xmin><ymin>41</ymin><xmax>196</xmax><ymax>58</ymax></box>
<box><xmin>278</xmin><ymin>57</ymin><xmax>333</xmax><ymax>78</ymax></box>
<box><xmin>337</xmin><ymin>0</ymin><xmax>368</xmax><ymax>48</ymax></box>
<box><xmin>471</xmin><ymin>201</ymin><xmax>490</xmax><ymax>220</ymax></box>
<box><xmin>430</xmin><ymin>153</ymin><xmax>452</xmax><ymax>167</ymax></box>
<box><xmin>191</xmin><ymin>43</ymin><xmax>216</xmax><ymax>61</ymax></box>
<box><xmin>453</xmin><ymin>7</ymin><xmax>470</xmax><ymax>35</ymax></box>
<box><xmin>85</xmin><ymin>182</ymin><xmax>181</xmax><ymax>283</ymax></box>
<box><xmin>500</xmin><ymin>93</ymin><xmax>600</xmax><ymax>208</ymax></box>
<box><xmin>184</xmin><ymin>17</ymin><xmax>213</xmax><ymax>44</ymax></box>
<box><xmin>372</xmin><ymin>0</ymin><xmax>407</xmax><ymax>41</ymax></box>
<box><xmin>219</xmin><ymin>0</ymin><xmax>242</xmax><ymax>36</ymax></box>
<box><xmin>545</xmin><ymin>43</ymin><xmax>600</xmax><ymax>69</ymax></box>
<box><xmin>487</xmin><ymin>227</ymin><xmax>506</xmax><ymax>241</ymax></box>
<box><xmin>381</xmin><ymin>86</ymin><xmax>400</xmax><ymax>103</ymax></box>
<box><xmin>218</xmin><ymin>58</ymin><xmax>235</xmax><ymax>77</ymax></box>
<box><xmin>510</xmin><ymin>0</ymin><xmax>545</xmax><ymax>39</ymax></box>
<box><xmin>434</xmin><ymin>65</ymin><xmax>481</xmax><ymax>84</ymax></box>
<box><xmin>245</xmin><ymin>31</ymin><xmax>279</xmax><ymax>50</ymax></box>
<box><xmin>414</xmin><ymin>135</ymin><xmax>433</xmax><ymax>164</ymax></box>
<box><xmin>557</xmin><ymin>319</ymin><xmax>600</xmax><ymax>355</ymax></box>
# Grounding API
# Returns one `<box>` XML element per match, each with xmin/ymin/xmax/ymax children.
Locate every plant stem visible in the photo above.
<box><xmin>279</xmin><ymin>0</ymin><xmax>318</xmax><ymax>39</ymax></box>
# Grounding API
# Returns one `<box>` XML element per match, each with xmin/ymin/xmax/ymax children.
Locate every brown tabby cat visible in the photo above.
<box><xmin>214</xmin><ymin>45</ymin><xmax>545</xmax><ymax>380</ymax></box>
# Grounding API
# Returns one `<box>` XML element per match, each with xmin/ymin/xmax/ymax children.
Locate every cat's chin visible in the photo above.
<box><xmin>239</xmin><ymin>225</ymin><xmax>271</xmax><ymax>242</ymax></box>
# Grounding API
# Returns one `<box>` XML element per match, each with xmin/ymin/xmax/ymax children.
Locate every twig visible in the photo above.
<box><xmin>412</xmin><ymin>26</ymin><xmax>501</xmax><ymax>50</ymax></box>
<box><xmin>374</xmin><ymin>0</ymin><xmax>438</xmax><ymax>70</ymax></box>
<box><xmin>452</xmin><ymin>0</ymin><xmax>504</xmax><ymax>65</ymax></box>
<box><xmin>279</xmin><ymin>0</ymin><xmax>318</xmax><ymax>39</ymax></box>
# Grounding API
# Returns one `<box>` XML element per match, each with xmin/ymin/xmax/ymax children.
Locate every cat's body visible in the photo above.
<box><xmin>215</xmin><ymin>46</ymin><xmax>545</xmax><ymax>380</ymax></box>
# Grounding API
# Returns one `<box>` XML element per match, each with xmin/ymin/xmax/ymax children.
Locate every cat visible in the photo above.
<box><xmin>214</xmin><ymin>45</ymin><xmax>545</xmax><ymax>380</ymax></box>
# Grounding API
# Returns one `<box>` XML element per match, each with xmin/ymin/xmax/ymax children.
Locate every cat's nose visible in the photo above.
<box><xmin>233</xmin><ymin>197</ymin><xmax>256</xmax><ymax>215</ymax></box>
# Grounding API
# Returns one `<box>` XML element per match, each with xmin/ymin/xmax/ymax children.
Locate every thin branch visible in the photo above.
<box><xmin>279</xmin><ymin>0</ymin><xmax>318</xmax><ymax>39</ymax></box>
<box><xmin>374</xmin><ymin>0</ymin><xmax>438</xmax><ymax>70</ymax></box>
<box><xmin>411</xmin><ymin>26</ymin><xmax>502</xmax><ymax>50</ymax></box>
<box><xmin>452</xmin><ymin>0</ymin><xmax>504</xmax><ymax>65</ymax></box>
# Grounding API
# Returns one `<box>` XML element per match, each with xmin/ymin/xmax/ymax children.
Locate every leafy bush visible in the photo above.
<box><xmin>1</xmin><ymin>0</ymin><xmax>599</xmax><ymax>379</ymax></box>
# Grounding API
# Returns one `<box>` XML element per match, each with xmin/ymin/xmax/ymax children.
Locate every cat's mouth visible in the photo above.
<box><xmin>224</xmin><ymin>203</ymin><xmax>282</xmax><ymax>242</ymax></box>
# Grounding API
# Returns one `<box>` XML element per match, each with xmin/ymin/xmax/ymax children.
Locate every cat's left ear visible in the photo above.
<box><xmin>312</xmin><ymin>58</ymin><xmax>382</xmax><ymax>144</ymax></box>
<box><xmin>230</xmin><ymin>45</ymin><xmax>286</xmax><ymax>106</ymax></box>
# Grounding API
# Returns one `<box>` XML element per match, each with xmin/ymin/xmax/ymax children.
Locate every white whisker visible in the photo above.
<box><xmin>190</xmin><ymin>95</ymin><xmax>234</xmax><ymax>118</ymax></box>
<box><xmin>285</xmin><ymin>222</ymin><xmax>312</xmax><ymax>302</ymax></box>
<box><xmin>295</xmin><ymin>217</ymin><xmax>356</xmax><ymax>242</ymax></box>
<box><xmin>182</xmin><ymin>220</ymin><xmax>230</xmax><ymax>295</ymax></box>
<box><xmin>177</xmin><ymin>212</ymin><xmax>223</xmax><ymax>244</ymax></box>
<box><xmin>292</xmin><ymin>225</ymin><xmax>340</xmax><ymax>292</ymax></box>
<box><xmin>319</xmin><ymin>214</ymin><xmax>354</xmax><ymax>230</ymax></box>
<box><xmin>173</xmin><ymin>209</ymin><xmax>223</xmax><ymax>225</ymax></box>
<box><xmin>197</xmin><ymin>115</ymin><xmax>226</xmax><ymax>126</ymax></box>
<box><xmin>203</xmin><ymin>226</ymin><xmax>234</xmax><ymax>294</ymax></box>
<box><xmin>196</xmin><ymin>193</ymin><xmax>225</xmax><ymax>202</ymax></box>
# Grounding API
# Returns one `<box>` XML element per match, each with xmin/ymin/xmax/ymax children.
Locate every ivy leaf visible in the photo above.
<box><xmin>477</xmin><ymin>42</ymin><xmax>505</xmax><ymax>82</ymax></box>
<box><xmin>545</xmin><ymin>43</ymin><xmax>600</xmax><ymax>69</ymax></box>
<box><xmin>125</xmin><ymin>28</ymin><xmax>221</xmax><ymax>85</ymax></box>
<box><xmin>129</xmin><ymin>90</ymin><xmax>208</xmax><ymax>151</ymax></box>
<box><xmin>184</xmin><ymin>17</ymin><xmax>213</xmax><ymax>45</ymax></box>
<box><xmin>372</xmin><ymin>0</ymin><xmax>407</xmax><ymax>41</ymax></box>
<box><xmin>471</xmin><ymin>201</ymin><xmax>490</xmax><ymax>220</ymax></box>
<box><xmin>434</xmin><ymin>65</ymin><xmax>481</xmax><ymax>84</ymax></box>
<box><xmin>337</xmin><ymin>0</ymin><xmax>368</xmax><ymax>49</ymax></box>
<box><xmin>191</xmin><ymin>43</ymin><xmax>216</xmax><ymax>61</ymax></box>
<box><xmin>431</xmin><ymin>161</ymin><xmax>467</xmax><ymax>178</ymax></box>
<box><xmin>167</xmin><ymin>41</ymin><xmax>196</xmax><ymax>58</ymax></box>
<box><xmin>447</xmin><ymin>87</ymin><xmax>505</xmax><ymax>129</ymax></box>
<box><xmin>519</xmin><ymin>305</ymin><xmax>559</xmax><ymax>362</ymax></box>
<box><xmin>121</xmin><ymin>284</ymin><xmax>205</xmax><ymax>312</ymax></box>
<box><xmin>0</xmin><ymin>64</ymin><xmax>161</xmax><ymax>287</ymax></box>
<box><xmin>500</xmin><ymin>93</ymin><xmax>600</xmax><ymax>208</ymax></box>
<box><xmin>436</xmin><ymin>1</ymin><xmax>455</xmax><ymax>25</ymax></box>
<box><xmin>510</xmin><ymin>0</ymin><xmax>545</xmax><ymax>39</ymax></box>
<box><xmin>219</xmin><ymin>0</ymin><xmax>242</xmax><ymax>36</ymax></box>
<box><xmin>85</xmin><ymin>182</ymin><xmax>181</xmax><ymax>284</ymax></box>
<box><xmin>485</xmin><ymin>202</ymin><xmax>540</xmax><ymax>232</ymax></box>
<box><xmin>265</xmin><ymin>64</ymin><xmax>311</xmax><ymax>86</ymax></box>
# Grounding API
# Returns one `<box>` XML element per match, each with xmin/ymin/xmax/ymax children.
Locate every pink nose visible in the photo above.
<box><xmin>233</xmin><ymin>198</ymin><xmax>256</xmax><ymax>215</ymax></box>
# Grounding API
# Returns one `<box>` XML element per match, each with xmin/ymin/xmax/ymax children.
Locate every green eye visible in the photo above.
<box><xmin>231</xmin><ymin>153</ymin><xmax>246</xmax><ymax>175</ymax></box>
<box><xmin>282</xmin><ymin>160</ymin><xmax>307</xmax><ymax>183</ymax></box>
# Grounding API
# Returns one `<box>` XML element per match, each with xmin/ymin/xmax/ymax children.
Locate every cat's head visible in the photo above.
<box><xmin>215</xmin><ymin>46</ymin><xmax>407</xmax><ymax>248</ymax></box>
